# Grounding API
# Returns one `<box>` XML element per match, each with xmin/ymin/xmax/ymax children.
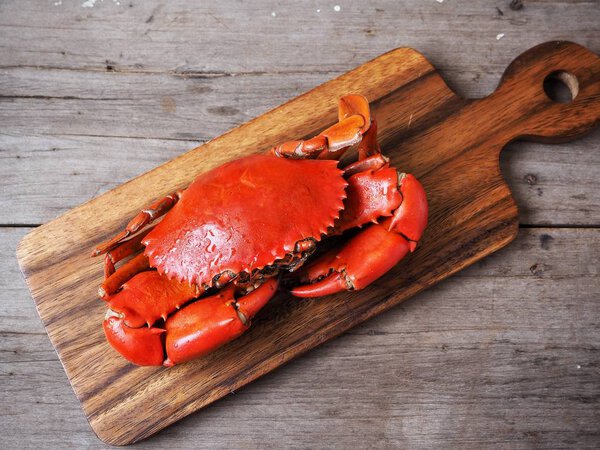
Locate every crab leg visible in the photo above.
<box><xmin>103</xmin><ymin>225</ymin><xmax>155</xmax><ymax>278</ymax></box>
<box><xmin>356</xmin><ymin>117</ymin><xmax>381</xmax><ymax>160</ymax></box>
<box><xmin>92</xmin><ymin>191</ymin><xmax>182</xmax><ymax>257</ymax></box>
<box><xmin>342</xmin><ymin>152</ymin><xmax>389</xmax><ymax>177</ymax></box>
<box><xmin>271</xmin><ymin>94</ymin><xmax>371</xmax><ymax>159</ymax></box>
<box><xmin>317</xmin><ymin>116</ymin><xmax>380</xmax><ymax>162</ymax></box>
<box><xmin>99</xmin><ymin>253</ymin><xmax>151</xmax><ymax>299</ymax></box>
<box><xmin>291</xmin><ymin>174</ymin><xmax>428</xmax><ymax>297</ymax></box>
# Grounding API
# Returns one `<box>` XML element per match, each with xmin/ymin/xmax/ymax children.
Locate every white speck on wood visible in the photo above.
<box><xmin>54</xmin><ymin>0</ymin><xmax>62</xmax><ymax>5</ymax></box>
<box><xmin>577</xmin><ymin>364</ymin><xmax>581</xmax><ymax>369</ymax></box>
<box><xmin>271</xmin><ymin>11</ymin><xmax>277</xmax><ymax>17</ymax></box>
<box><xmin>496</xmin><ymin>33</ymin><xmax>505</xmax><ymax>40</ymax></box>
<box><xmin>436</xmin><ymin>0</ymin><xmax>444</xmax><ymax>3</ymax></box>
<box><xmin>316</xmin><ymin>9</ymin><xmax>321</xmax><ymax>13</ymax></box>
<box><xmin>82</xmin><ymin>0</ymin><xmax>98</xmax><ymax>7</ymax></box>
<box><xmin>334</xmin><ymin>5</ymin><xmax>341</xmax><ymax>12</ymax></box>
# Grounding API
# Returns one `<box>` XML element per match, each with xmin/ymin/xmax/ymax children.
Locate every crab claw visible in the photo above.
<box><xmin>391</xmin><ymin>173</ymin><xmax>428</xmax><ymax>251</ymax></box>
<box><xmin>291</xmin><ymin>172</ymin><xmax>428</xmax><ymax>298</ymax></box>
<box><xmin>105</xmin><ymin>271</ymin><xmax>200</xmax><ymax>328</ymax></box>
<box><xmin>290</xmin><ymin>223</ymin><xmax>411</xmax><ymax>297</ymax></box>
<box><xmin>163</xmin><ymin>278</ymin><xmax>278</xmax><ymax>367</ymax></box>
<box><xmin>103</xmin><ymin>314</ymin><xmax>166</xmax><ymax>366</ymax></box>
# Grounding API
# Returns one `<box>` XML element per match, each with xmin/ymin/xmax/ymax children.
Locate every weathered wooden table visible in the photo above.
<box><xmin>1</xmin><ymin>1</ymin><xmax>598</xmax><ymax>448</ymax></box>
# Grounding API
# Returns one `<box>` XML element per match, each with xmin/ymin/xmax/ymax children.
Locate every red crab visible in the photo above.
<box><xmin>93</xmin><ymin>95</ymin><xmax>428</xmax><ymax>367</ymax></box>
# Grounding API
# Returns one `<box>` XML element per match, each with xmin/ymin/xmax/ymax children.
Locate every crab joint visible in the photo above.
<box><xmin>212</xmin><ymin>270</ymin><xmax>238</xmax><ymax>289</ymax></box>
<box><xmin>294</xmin><ymin>237</ymin><xmax>317</xmax><ymax>254</ymax></box>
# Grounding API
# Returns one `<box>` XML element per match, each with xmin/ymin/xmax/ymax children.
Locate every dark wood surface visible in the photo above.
<box><xmin>15</xmin><ymin>41</ymin><xmax>600</xmax><ymax>445</ymax></box>
<box><xmin>2</xmin><ymin>1</ymin><xmax>599</xmax><ymax>448</ymax></box>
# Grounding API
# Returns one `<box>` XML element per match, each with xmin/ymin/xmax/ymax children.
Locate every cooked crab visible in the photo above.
<box><xmin>93</xmin><ymin>94</ymin><xmax>428</xmax><ymax>366</ymax></box>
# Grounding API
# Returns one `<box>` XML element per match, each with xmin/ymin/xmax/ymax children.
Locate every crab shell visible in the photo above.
<box><xmin>142</xmin><ymin>154</ymin><xmax>348</xmax><ymax>287</ymax></box>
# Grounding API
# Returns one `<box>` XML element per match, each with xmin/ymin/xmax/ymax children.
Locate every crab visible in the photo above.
<box><xmin>92</xmin><ymin>94</ymin><xmax>428</xmax><ymax>367</ymax></box>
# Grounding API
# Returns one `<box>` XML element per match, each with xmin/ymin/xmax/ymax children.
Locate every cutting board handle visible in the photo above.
<box><xmin>490</xmin><ymin>41</ymin><xmax>600</xmax><ymax>144</ymax></box>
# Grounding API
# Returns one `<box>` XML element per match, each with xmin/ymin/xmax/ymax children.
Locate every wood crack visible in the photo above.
<box><xmin>0</xmin><ymin>64</ymin><xmax>342</xmax><ymax>78</ymax></box>
<box><xmin>37</xmin><ymin>132</ymin><xmax>207</xmax><ymax>143</ymax></box>
<box><xmin>0</xmin><ymin>94</ymin><xmax>131</xmax><ymax>101</ymax></box>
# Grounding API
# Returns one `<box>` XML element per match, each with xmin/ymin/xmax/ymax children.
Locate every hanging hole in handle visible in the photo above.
<box><xmin>543</xmin><ymin>71</ymin><xmax>579</xmax><ymax>103</ymax></box>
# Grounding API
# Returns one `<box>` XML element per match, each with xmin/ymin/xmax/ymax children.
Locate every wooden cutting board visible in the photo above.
<box><xmin>16</xmin><ymin>41</ymin><xmax>600</xmax><ymax>445</ymax></box>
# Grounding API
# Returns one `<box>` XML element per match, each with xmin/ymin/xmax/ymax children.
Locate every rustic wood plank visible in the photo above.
<box><xmin>0</xmin><ymin>68</ymin><xmax>327</xmax><ymax>140</ymax></box>
<box><xmin>2</xmin><ymin>130</ymin><xmax>599</xmax><ymax>226</ymax></box>
<box><xmin>500</xmin><ymin>132</ymin><xmax>600</xmax><ymax>226</ymax></box>
<box><xmin>1</xmin><ymin>66</ymin><xmax>598</xmax><ymax>225</ymax></box>
<box><xmin>0</xmin><ymin>0</ymin><xmax>598</xmax><ymax>85</ymax></box>
<box><xmin>0</xmin><ymin>134</ymin><xmax>201</xmax><ymax>224</ymax></box>
<box><xmin>3</xmin><ymin>226</ymin><xmax>599</xmax><ymax>448</ymax></box>
<box><xmin>13</xmin><ymin>42</ymin><xmax>600</xmax><ymax>444</ymax></box>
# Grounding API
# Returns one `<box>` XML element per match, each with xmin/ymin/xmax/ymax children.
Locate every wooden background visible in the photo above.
<box><xmin>1</xmin><ymin>1</ymin><xmax>598</xmax><ymax>448</ymax></box>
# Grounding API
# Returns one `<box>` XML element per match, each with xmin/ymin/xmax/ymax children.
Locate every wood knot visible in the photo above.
<box><xmin>524</xmin><ymin>173</ymin><xmax>537</xmax><ymax>185</ymax></box>
<box><xmin>529</xmin><ymin>263</ymin><xmax>548</xmax><ymax>277</ymax></box>
<box><xmin>509</xmin><ymin>0</ymin><xmax>523</xmax><ymax>11</ymax></box>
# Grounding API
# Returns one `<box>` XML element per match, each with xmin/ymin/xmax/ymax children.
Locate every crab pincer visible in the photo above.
<box><xmin>163</xmin><ymin>278</ymin><xmax>278</xmax><ymax>366</ymax></box>
<box><xmin>103</xmin><ymin>277</ymin><xmax>278</xmax><ymax>367</ymax></box>
<box><xmin>290</xmin><ymin>174</ymin><xmax>428</xmax><ymax>297</ymax></box>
